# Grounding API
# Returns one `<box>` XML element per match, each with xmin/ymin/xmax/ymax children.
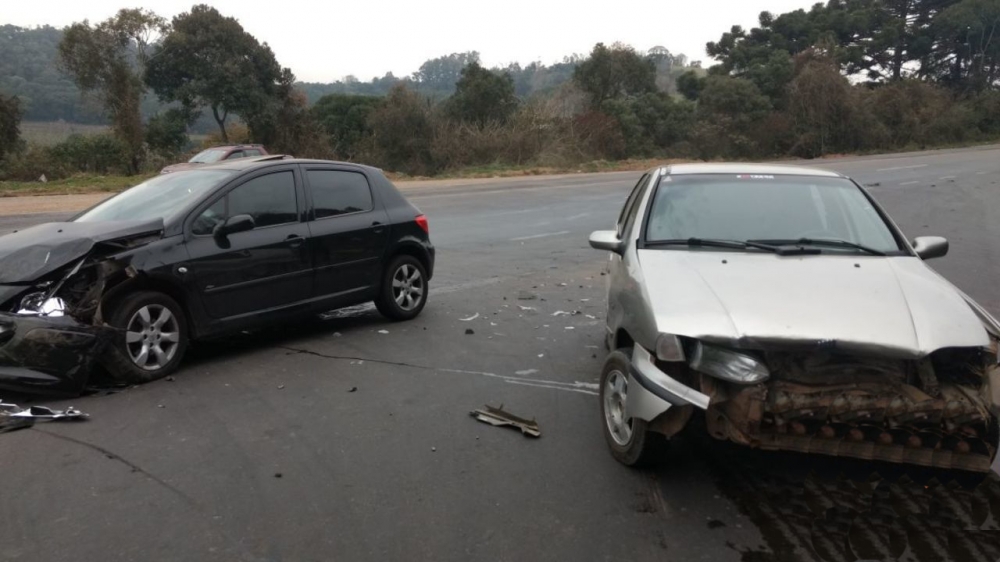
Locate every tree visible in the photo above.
<box><xmin>58</xmin><ymin>9</ymin><xmax>166</xmax><ymax>174</ymax></box>
<box><xmin>676</xmin><ymin>70</ymin><xmax>705</xmax><ymax>100</ymax></box>
<box><xmin>145</xmin><ymin>5</ymin><xmax>288</xmax><ymax>142</ymax></box>
<box><xmin>0</xmin><ymin>93</ymin><xmax>22</xmax><ymax>163</ymax></box>
<box><xmin>312</xmin><ymin>93</ymin><xmax>383</xmax><ymax>160</ymax></box>
<box><xmin>446</xmin><ymin>62</ymin><xmax>518</xmax><ymax>126</ymax></box>
<box><xmin>412</xmin><ymin>52</ymin><xmax>479</xmax><ymax>93</ymax></box>
<box><xmin>927</xmin><ymin>0</ymin><xmax>1000</xmax><ymax>90</ymax></box>
<box><xmin>367</xmin><ymin>84</ymin><xmax>435</xmax><ymax>175</ymax></box>
<box><xmin>573</xmin><ymin>43</ymin><xmax>657</xmax><ymax>107</ymax></box>
<box><xmin>145</xmin><ymin>106</ymin><xmax>197</xmax><ymax>157</ymax></box>
<box><xmin>788</xmin><ymin>55</ymin><xmax>858</xmax><ymax>156</ymax></box>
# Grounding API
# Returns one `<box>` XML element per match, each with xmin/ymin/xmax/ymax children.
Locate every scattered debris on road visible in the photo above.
<box><xmin>459</xmin><ymin>313</ymin><xmax>480</xmax><ymax>321</ymax></box>
<box><xmin>470</xmin><ymin>404</ymin><xmax>541</xmax><ymax>438</ymax></box>
<box><xmin>377</xmin><ymin>329</ymin><xmax>389</xmax><ymax>334</ymax></box>
<box><xmin>515</xmin><ymin>369</ymin><xmax>539</xmax><ymax>376</ymax></box>
<box><xmin>348</xmin><ymin>386</ymin><xmax>357</xmax><ymax>393</ymax></box>
<box><xmin>517</xmin><ymin>291</ymin><xmax>538</xmax><ymax>301</ymax></box>
<box><xmin>465</xmin><ymin>328</ymin><xmax>475</xmax><ymax>335</ymax></box>
<box><xmin>0</xmin><ymin>400</ymin><xmax>88</xmax><ymax>433</ymax></box>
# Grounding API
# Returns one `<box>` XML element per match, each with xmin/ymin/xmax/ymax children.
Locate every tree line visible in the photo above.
<box><xmin>1</xmin><ymin>0</ymin><xmax>999</xmax><ymax>181</ymax></box>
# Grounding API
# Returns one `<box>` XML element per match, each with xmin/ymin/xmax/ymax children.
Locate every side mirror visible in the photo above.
<box><xmin>589</xmin><ymin>230</ymin><xmax>623</xmax><ymax>254</ymax></box>
<box><xmin>912</xmin><ymin>236</ymin><xmax>948</xmax><ymax>260</ymax></box>
<box><xmin>214</xmin><ymin>214</ymin><xmax>255</xmax><ymax>238</ymax></box>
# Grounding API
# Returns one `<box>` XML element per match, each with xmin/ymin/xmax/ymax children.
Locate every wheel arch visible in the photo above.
<box><xmin>99</xmin><ymin>274</ymin><xmax>197</xmax><ymax>338</ymax></box>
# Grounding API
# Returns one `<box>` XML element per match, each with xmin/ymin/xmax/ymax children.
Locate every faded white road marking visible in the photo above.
<box><xmin>900</xmin><ymin>181</ymin><xmax>919</xmax><ymax>186</ymax></box>
<box><xmin>510</xmin><ymin>230</ymin><xmax>571</xmax><ymax>242</ymax></box>
<box><xmin>940</xmin><ymin>176</ymin><xmax>956</xmax><ymax>180</ymax></box>
<box><xmin>977</xmin><ymin>171</ymin><xmax>989</xmax><ymax>175</ymax></box>
<box><xmin>876</xmin><ymin>164</ymin><xmax>928</xmax><ymax>172</ymax></box>
<box><xmin>565</xmin><ymin>212</ymin><xmax>590</xmax><ymax>221</ymax></box>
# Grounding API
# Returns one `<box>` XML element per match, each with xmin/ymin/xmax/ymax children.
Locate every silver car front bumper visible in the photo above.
<box><xmin>625</xmin><ymin>345</ymin><xmax>710</xmax><ymax>422</ymax></box>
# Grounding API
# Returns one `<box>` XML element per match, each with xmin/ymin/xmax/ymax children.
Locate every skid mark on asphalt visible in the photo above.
<box><xmin>280</xmin><ymin>346</ymin><xmax>598</xmax><ymax>395</ymax></box>
<box><xmin>31</xmin><ymin>427</ymin><xmax>201</xmax><ymax>507</ymax></box>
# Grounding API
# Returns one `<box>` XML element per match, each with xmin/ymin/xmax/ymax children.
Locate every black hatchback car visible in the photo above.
<box><xmin>0</xmin><ymin>156</ymin><xmax>434</xmax><ymax>394</ymax></box>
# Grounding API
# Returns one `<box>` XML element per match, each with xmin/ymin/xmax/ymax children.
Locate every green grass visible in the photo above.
<box><xmin>0</xmin><ymin>173</ymin><xmax>156</xmax><ymax>197</ymax></box>
<box><xmin>20</xmin><ymin>121</ymin><xmax>109</xmax><ymax>146</ymax></box>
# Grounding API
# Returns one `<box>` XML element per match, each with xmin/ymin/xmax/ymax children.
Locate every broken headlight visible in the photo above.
<box><xmin>17</xmin><ymin>292</ymin><xmax>66</xmax><ymax>317</ymax></box>
<box><xmin>656</xmin><ymin>333</ymin><xmax>686</xmax><ymax>362</ymax></box>
<box><xmin>689</xmin><ymin>341</ymin><xmax>770</xmax><ymax>384</ymax></box>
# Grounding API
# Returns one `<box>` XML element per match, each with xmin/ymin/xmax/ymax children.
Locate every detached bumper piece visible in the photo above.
<box><xmin>470</xmin><ymin>404</ymin><xmax>541</xmax><ymax>438</ymax></box>
<box><xmin>626</xmin><ymin>345</ymin><xmax>710</xmax><ymax>422</ymax></box>
<box><xmin>0</xmin><ymin>313</ymin><xmax>112</xmax><ymax>396</ymax></box>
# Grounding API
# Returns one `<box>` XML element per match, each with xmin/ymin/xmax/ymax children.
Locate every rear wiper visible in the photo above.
<box><xmin>645</xmin><ymin>238</ymin><xmax>785</xmax><ymax>253</ymax></box>
<box><xmin>749</xmin><ymin>238</ymin><xmax>886</xmax><ymax>256</ymax></box>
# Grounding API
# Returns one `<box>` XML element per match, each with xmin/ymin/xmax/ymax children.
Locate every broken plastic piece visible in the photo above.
<box><xmin>0</xmin><ymin>401</ymin><xmax>88</xmax><ymax>421</ymax></box>
<box><xmin>459</xmin><ymin>313</ymin><xmax>480</xmax><ymax>322</ymax></box>
<box><xmin>470</xmin><ymin>404</ymin><xmax>541</xmax><ymax>438</ymax></box>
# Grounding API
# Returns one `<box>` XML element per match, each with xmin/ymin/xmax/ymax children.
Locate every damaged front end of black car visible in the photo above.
<box><xmin>0</xmin><ymin>220</ymin><xmax>164</xmax><ymax>395</ymax></box>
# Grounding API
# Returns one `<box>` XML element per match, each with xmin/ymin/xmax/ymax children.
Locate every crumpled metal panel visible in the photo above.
<box><xmin>0</xmin><ymin>219</ymin><xmax>162</xmax><ymax>284</ymax></box>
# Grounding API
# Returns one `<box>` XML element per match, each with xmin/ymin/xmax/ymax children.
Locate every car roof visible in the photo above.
<box><xmin>199</xmin><ymin>156</ymin><xmax>380</xmax><ymax>173</ymax></box>
<box><xmin>661</xmin><ymin>162</ymin><xmax>843</xmax><ymax>178</ymax></box>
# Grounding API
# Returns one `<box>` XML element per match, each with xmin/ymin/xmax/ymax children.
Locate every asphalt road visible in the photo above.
<box><xmin>2</xmin><ymin>146</ymin><xmax>1000</xmax><ymax>562</ymax></box>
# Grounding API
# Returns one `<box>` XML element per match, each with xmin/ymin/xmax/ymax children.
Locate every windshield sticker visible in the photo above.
<box><xmin>736</xmin><ymin>174</ymin><xmax>775</xmax><ymax>180</ymax></box>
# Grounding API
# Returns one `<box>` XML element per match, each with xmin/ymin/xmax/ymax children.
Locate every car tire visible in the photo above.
<box><xmin>600</xmin><ymin>348</ymin><xmax>664</xmax><ymax>467</ymax></box>
<box><xmin>102</xmin><ymin>291</ymin><xmax>188</xmax><ymax>384</ymax></box>
<box><xmin>375</xmin><ymin>255</ymin><xmax>428</xmax><ymax>321</ymax></box>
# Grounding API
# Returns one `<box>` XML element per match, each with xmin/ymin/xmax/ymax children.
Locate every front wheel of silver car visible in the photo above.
<box><xmin>103</xmin><ymin>291</ymin><xmax>189</xmax><ymax>384</ymax></box>
<box><xmin>600</xmin><ymin>349</ymin><xmax>663</xmax><ymax>467</ymax></box>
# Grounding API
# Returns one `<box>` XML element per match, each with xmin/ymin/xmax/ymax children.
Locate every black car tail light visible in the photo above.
<box><xmin>415</xmin><ymin>215</ymin><xmax>429</xmax><ymax>234</ymax></box>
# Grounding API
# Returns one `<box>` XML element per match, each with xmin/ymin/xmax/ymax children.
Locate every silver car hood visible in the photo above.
<box><xmin>637</xmin><ymin>250</ymin><xmax>990</xmax><ymax>358</ymax></box>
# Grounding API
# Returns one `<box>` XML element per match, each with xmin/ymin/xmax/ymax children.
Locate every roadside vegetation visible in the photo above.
<box><xmin>2</xmin><ymin>0</ymin><xmax>1000</xmax><ymax>192</ymax></box>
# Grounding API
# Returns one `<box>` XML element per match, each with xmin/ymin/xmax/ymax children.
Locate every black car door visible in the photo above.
<box><xmin>182</xmin><ymin>166</ymin><xmax>313</xmax><ymax>320</ymax></box>
<box><xmin>302</xmin><ymin>166</ymin><xmax>390</xmax><ymax>300</ymax></box>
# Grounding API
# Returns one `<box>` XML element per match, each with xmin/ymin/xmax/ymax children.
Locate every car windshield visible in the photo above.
<box><xmin>189</xmin><ymin>148</ymin><xmax>229</xmax><ymax>163</ymax></box>
<box><xmin>75</xmin><ymin>170</ymin><xmax>233</xmax><ymax>223</ymax></box>
<box><xmin>644</xmin><ymin>174</ymin><xmax>902</xmax><ymax>253</ymax></box>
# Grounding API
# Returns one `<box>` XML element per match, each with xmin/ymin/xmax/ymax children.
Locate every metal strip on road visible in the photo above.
<box><xmin>876</xmin><ymin>164</ymin><xmax>929</xmax><ymax>172</ymax></box>
<box><xmin>510</xmin><ymin>230</ymin><xmax>571</xmax><ymax>242</ymax></box>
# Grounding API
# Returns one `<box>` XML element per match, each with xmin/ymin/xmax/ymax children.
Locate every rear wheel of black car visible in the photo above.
<box><xmin>375</xmin><ymin>255</ymin><xmax>428</xmax><ymax>321</ymax></box>
<box><xmin>601</xmin><ymin>349</ymin><xmax>664</xmax><ymax>467</ymax></box>
<box><xmin>103</xmin><ymin>291</ymin><xmax>188</xmax><ymax>384</ymax></box>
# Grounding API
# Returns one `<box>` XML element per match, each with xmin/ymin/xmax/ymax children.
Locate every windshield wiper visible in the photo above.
<box><xmin>645</xmin><ymin>237</ymin><xmax>786</xmax><ymax>253</ymax></box>
<box><xmin>749</xmin><ymin>238</ymin><xmax>886</xmax><ymax>256</ymax></box>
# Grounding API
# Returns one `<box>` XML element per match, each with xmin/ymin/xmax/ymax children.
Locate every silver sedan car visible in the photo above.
<box><xmin>589</xmin><ymin>163</ymin><xmax>999</xmax><ymax>473</ymax></box>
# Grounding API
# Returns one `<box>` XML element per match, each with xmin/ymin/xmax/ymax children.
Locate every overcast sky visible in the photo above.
<box><xmin>6</xmin><ymin>0</ymin><xmax>819</xmax><ymax>82</ymax></box>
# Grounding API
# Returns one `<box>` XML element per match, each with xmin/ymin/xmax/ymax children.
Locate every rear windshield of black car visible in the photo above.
<box><xmin>644</xmin><ymin>174</ymin><xmax>903</xmax><ymax>253</ymax></box>
<box><xmin>75</xmin><ymin>170</ymin><xmax>234</xmax><ymax>223</ymax></box>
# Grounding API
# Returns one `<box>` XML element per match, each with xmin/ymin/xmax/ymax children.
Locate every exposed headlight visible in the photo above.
<box><xmin>17</xmin><ymin>293</ymin><xmax>66</xmax><ymax>317</ymax></box>
<box><xmin>689</xmin><ymin>341</ymin><xmax>769</xmax><ymax>384</ymax></box>
<box><xmin>656</xmin><ymin>333</ymin><xmax>686</xmax><ymax>362</ymax></box>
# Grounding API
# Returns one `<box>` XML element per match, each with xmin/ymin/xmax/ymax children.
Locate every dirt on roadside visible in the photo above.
<box><xmin>0</xmin><ymin>193</ymin><xmax>112</xmax><ymax>216</ymax></box>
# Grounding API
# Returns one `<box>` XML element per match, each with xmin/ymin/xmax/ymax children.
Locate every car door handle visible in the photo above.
<box><xmin>372</xmin><ymin>221</ymin><xmax>385</xmax><ymax>234</ymax></box>
<box><xmin>285</xmin><ymin>235</ymin><xmax>305</xmax><ymax>248</ymax></box>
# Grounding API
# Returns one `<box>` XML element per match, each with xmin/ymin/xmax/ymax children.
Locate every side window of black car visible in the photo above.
<box><xmin>192</xmin><ymin>198</ymin><xmax>226</xmax><ymax>236</ymax></box>
<box><xmin>228</xmin><ymin>171</ymin><xmax>298</xmax><ymax>228</ymax></box>
<box><xmin>192</xmin><ymin>171</ymin><xmax>298</xmax><ymax>235</ymax></box>
<box><xmin>307</xmin><ymin>170</ymin><xmax>373</xmax><ymax>219</ymax></box>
